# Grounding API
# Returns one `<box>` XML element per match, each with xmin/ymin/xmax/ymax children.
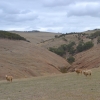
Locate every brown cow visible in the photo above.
<box><xmin>5</xmin><ymin>75</ymin><xmax>13</xmax><ymax>82</ymax></box>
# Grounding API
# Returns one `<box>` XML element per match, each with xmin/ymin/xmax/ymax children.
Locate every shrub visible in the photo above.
<box><xmin>49</xmin><ymin>46</ymin><xmax>65</xmax><ymax>56</ymax></box>
<box><xmin>83</xmin><ymin>41</ymin><xmax>94</xmax><ymax>50</ymax></box>
<box><xmin>67</xmin><ymin>42</ymin><xmax>75</xmax><ymax>52</ymax></box>
<box><xmin>76</xmin><ymin>41</ymin><xmax>94</xmax><ymax>52</ymax></box>
<box><xmin>67</xmin><ymin>56</ymin><xmax>75</xmax><ymax>64</ymax></box>
<box><xmin>77</xmin><ymin>43</ymin><xmax>84</xmax><ymax>52</ymax></box>
<box><xmin>49</xmin><ymin>42</ymin><xmax>76</xmax><ymax>56</ymax></box>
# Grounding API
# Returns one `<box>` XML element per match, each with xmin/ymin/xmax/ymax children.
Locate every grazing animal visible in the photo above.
<box><xmin>5</xmin><ymin>75</ymin><xmax>13</xmax><ymax>82</ymax></box>
<box><xmin>83</xmin><ymin>69</ymin><xmax>92</xmax><ymax>76</ymax></box>
<box><xmin>75</xmin><ymin>68</ymin><xmax>82</xmax><ymax>75</ymax></box>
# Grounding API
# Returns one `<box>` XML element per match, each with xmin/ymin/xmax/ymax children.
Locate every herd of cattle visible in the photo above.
<box><xmin>5</xmin><ymin>68</ymin><xmax>92</xmax><ymax>82</ymax></box>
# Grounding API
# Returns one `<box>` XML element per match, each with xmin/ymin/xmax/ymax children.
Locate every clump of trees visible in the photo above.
<box><xmin>0</xmin><ymin>31</ymin><xmax>29</xmax><ymax>42</ymax></box>
<box><xmin>49</xmin><ymin>45</ymin><xmax>66</xmax><ymax>56</ymax></box>
<box><xmin>49</xmin><ymin>40</ymin><xmax>94</xmax><ymax>57</ymax></box>
<box><xmin>49</xmin><ymin>42</ymin><xmax>76</xmax><ymax>56</ymax></box>
<box><xmin>76</xmin><ymin>41</ymin><xmax>94</xmax><ymax>52</ymax></box>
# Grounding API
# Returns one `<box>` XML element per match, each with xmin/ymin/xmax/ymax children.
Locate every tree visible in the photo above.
<box><xmin>83</xmin><ymin>41</ymin><xmax>94</xmax><ymax>50</ymax></box>
<box><xmin>77</xmin><ymin>43</ymin><xmax>84</xmax><ymax>52</ymax></box>
<box><xmin>67</xmin><ymin>56</ymin><xmax>75</xmax><ymax>64</ymax></box>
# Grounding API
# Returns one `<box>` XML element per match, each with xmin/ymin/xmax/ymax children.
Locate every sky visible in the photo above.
<box><xmin>0</xmin><ymin>0</ymin><xmax>100</xmax><ymax>33</ymax></box>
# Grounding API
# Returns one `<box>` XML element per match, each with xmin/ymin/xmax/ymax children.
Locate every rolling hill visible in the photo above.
<box><xmin>0</xmin><ymin>34</ymin><xmax>70</xmax><ymax>80</ymax></box>
<box><xmin>1</xmin><ymin>29</ymin><xmax>100</xmax><ymax>80</ymax></box>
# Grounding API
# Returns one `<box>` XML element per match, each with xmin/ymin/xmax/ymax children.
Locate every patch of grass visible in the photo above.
<box><xmin>0</xmin><ymin>68</ymin><xmax>100</xmax><ymax>100</ymax></box>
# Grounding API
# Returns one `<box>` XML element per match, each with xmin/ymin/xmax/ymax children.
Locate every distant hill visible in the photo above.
<box><xmin>0</xmin><ymin>38</ymin><xmax>70</xmax><ymax>80</ymax></box>
<box><xmin>0</xmin><ymin>31</ymin><xmax>28</xmax><ymax>41</ymax></box>
<box><xmin>1</xmin><ymin>29</ymin><xmax>100</xmax><ymax>80</ymax></box>
<box><xmin>35</xmin><ymin>29</ymin><xmax>100</xmax><ymax>71</ymax></box>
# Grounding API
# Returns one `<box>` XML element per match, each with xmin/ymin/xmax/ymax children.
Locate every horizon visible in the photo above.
<box><xmin>0</xmin><ymin>0</ymin><xmax>100</xmax><ymax>33</ymax></box>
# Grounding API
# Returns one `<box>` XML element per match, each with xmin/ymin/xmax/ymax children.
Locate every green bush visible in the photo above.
<box><xmin>83</xmin><ymin>41</ymin><xmax>94</xmax><ymax>50</ymax></box>
<box><xmin>77</xmin><ymin>41</ymin><xmax>94</xmax><ymax>52</ymax></box>
<box><xmin>67</xmin><ymin>42</ymin><xmax>75</xmax><ymax>52</ymax></box>
<box><xmin>67</xmin><ymin>56</ymin><xmax>75</xmax><ymax>64</ymax></box>
<box><xmin>49</xmin><ymin>42</ymin><xmax>76</xmax><ymax>56</ymax></box>
<box><xmin>76</xmin><ymin>43</ymin><xmax>84</xmax><ymax>52</ymax></box>
<box><xmin>49</xmin><ymin>46</ymin><xmax>66</xmax><ymax>56</ymax></box>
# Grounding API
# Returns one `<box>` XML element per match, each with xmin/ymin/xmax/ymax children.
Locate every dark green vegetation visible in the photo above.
<box><xmin>49</xmin><ymin>41</ymin><xmax>93</xmax><ymax>57</ymax></box>
<box><xmin>67</xmin><ymin>56</ymin><xmax>75</xmax><ymax>64</ymax></box>
<box><xmin>49</xmin><ymin>42</ymin><xmax>76</xmax><ymax>56</ymax></box>
<box><xmin>49</xmin><ymin>30</ymin><xmax>96</xmax><ymax>64</ymax></box>
<box><xmin>77</xmin><ymin>41</ymin><xmax>94</xmax><ymax>52</ymax></box>
<box><xmin>0</xmin><ymin>31</ymin><xmax>29</xmax><ymax>42</ymax></box>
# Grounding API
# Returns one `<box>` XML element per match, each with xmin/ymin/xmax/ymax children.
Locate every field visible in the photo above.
<box><xmin>0</xmin><ymin>68</ymin><xmax>100</xmax><ymax>100</ymax></box>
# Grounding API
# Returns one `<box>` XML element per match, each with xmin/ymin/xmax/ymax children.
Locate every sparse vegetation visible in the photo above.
<box><xmin>87</xmin><ymin>31</ymin><xmax>100</xmax><ymax>39</ymax></box>
<box><xmin>97</xmin><ymin>36</ymin><xmax>100</xmax><ymax>44</ymax></box>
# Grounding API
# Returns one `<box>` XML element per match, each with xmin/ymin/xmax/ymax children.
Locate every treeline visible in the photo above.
<box><xmin>0</xmin><ymin>31</ymin><xmax>29</xmax><ymax>42</ymax></box>
<box><xmin>55</xmin><ymin>32</ymin><xmax>83</xmax><ymax>38</ymax></box>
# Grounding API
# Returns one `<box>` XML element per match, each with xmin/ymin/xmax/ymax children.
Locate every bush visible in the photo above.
<box><xmin>49</xmin><ymin>42</ymin><xmax>76</xmax><ymax>56</ymax></box>
<box><xmin>49</xmin><ymin>46</ymin><xmax>66</xmax><ymax>56</ymax></box>
<box><xmin>77</xmin><ymin>41</ymin><xmax>94</xmax><ymax>52</ymax></box>
<box><xmin>77</xmin><ymin>43</ymin><xmax>84</xmax><ymax>52</ymax></box>
<box><xmin>67</xmin><ymin>42</ymin><xmax>75</xmax><ymax>52</ymax></box>
<box><xmin>67</xmin><ymin>56</ymin><xmax>75</xmax><ymax>64</ymax></box>
<box><xmin>83</xmin><ymin>41</ymin><xmax>94</xmax><ymax>50</ymax></box>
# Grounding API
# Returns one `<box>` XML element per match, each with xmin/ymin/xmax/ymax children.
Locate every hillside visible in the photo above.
<box><xmin>0</xmin><ymin>67</ymin><xmax>100</xmax><ymax>100</ymax></box>
<box><xmin>33</xmin><ymin>29</ymin><xmax>100</xmax><ymax>71</ymax></box>
<box><xmin>0</xmin><ymin>38</ymin><xmax>70</xmax><ymax>80</ymax></box>
<box><xmin>69</xmin><ymin>44</ymin><xmax>100</xmax><ymax>71</ymax></box>
<box><xmin>1</xmin><ymin>29</ymin><xmax>100</xmax><ymax>80</ymax></box>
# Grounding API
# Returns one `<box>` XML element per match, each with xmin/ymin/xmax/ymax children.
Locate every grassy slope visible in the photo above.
<box><xmin>0</xmin><ymin>67</ymin><xmax>100</xmax><ymax>100</ymax></box>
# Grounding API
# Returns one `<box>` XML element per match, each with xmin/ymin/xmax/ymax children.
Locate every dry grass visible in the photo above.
<box><xmin>0</xmin><ymin>67</ymin><xmax>100</xmax><ymax>100</ymax></box>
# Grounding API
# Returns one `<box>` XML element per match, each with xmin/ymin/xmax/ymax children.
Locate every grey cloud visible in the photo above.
<box><xmin>0</xmin><ymin>0</ymin><xmax>100</xmax><ymax>33</ymax></box>
<box><xmin>67</xmin><ymin>2</ymin><xmax>100</xmax><ymax>17</ymax></box>
<box><xmin>0</xmin><ymin>2</ymin><xmax>19</xmax><ymax>14</ymax></box>
<box><xmin>42</xmin><ymin>0</ymin><xmax>100</xmax><ymax>7</ymax></box>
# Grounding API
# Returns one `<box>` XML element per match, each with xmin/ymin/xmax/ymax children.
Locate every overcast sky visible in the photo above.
<box><xmin>0</xmin><ymin>0</ymin><xmax>100</xmax><ymax>33</ymax></box>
